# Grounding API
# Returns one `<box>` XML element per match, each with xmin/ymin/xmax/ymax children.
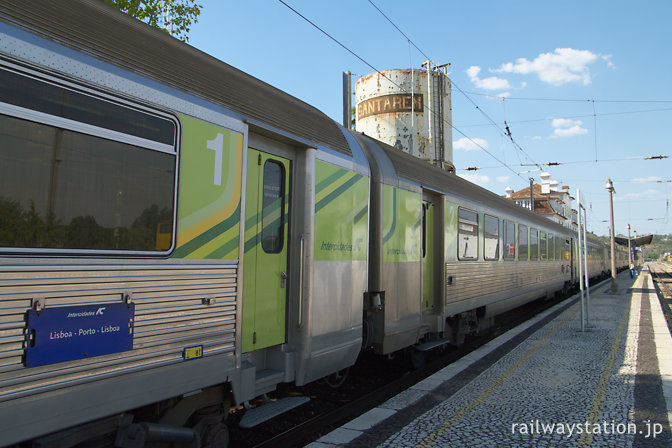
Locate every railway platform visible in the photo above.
<box><xmin>306</xmin><ymin>267</ymin><xmax>672</xmax><ymax>447</ymax></box>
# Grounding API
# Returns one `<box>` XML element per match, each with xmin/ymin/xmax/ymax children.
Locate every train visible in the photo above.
<box><xmin>0</xmin><ymin>1</ymin><xmax>628</xmax><ymax>446</ymax></box>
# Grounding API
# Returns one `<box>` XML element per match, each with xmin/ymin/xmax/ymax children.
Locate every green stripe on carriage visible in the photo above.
<box><xmin>316</xmin><ymin>168</ymin><xmax>349</xmax><ymax>193</ymax></box>
<box><xmin>382</xmin><ymin>188</ymin><xmax>397</xmax><ymax>245</ymax></box>
<box><xmin>173</xmin><ymin>204</ymin><xmax>241</xmax><ymax>258</ymax></box>
<box><xmin>354</xmin><ymin>204</ymin><xmax>368</xmax><ymax>224</ymax></box>
<box><xmin>315</xmin><ymin>173</ymin><xmax>363</xmax><ymax>214</ymax></box>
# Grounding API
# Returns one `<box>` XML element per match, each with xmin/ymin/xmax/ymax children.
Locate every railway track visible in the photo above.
<box><xmin>648</xmin><ymin>262</ymin><xmax>672</xmax><ymax>331</ymax></box>
<box><xmin>229</xmin><ymin>277</ymin><xmax>611</xmax><ymax>448</ymax></box>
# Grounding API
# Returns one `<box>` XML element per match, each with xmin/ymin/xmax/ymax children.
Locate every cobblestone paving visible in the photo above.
<box><xmin>376</xmin><ymin>283</ymin><xmax>640</xmax><ymax>448</ymax></box>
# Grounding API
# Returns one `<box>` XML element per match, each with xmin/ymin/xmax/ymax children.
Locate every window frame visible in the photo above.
<box><xmin>260</xmin><ymin>159</ymin><xmax>286</xmax><ymax>254</ymax></box>
<box><xmin>0</xmin><ymin>65</ymin><xmax>179</xmax><ymax>256</ymax></box>
<box><xmin>530</xmin><ymin>228</ymin><xmax>539</xmax><ymax>260</ymax></box>
<box><xmin>483</xmin><ymin>214</ymin><xmax>499</xmax><ymax>261</ymax></box>
<box><xmin>518</xmin><ymin>224</ymin><xmax>529</xmax><ymax>261</ymax></box>
<box><xmin>457</xmin><ymin>207</ymin><xmax>479</xmax><ymax>261</ymax></box>
<box><xmin>503</xmin><ymin>220</ymin><xmax>516</xmax><ymax>260</ymax></box>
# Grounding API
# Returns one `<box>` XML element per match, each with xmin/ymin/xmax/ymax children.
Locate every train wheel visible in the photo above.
<box><xmin>324</xmin><ymin>367</ymin><xmax>350</xmax><ymax>388</ymax></box>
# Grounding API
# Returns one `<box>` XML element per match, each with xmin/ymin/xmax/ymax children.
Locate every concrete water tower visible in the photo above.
<box><xmin>354</xmin><ymin>64</ymin><xmax>454</xmax><ymax>172</ymax></box>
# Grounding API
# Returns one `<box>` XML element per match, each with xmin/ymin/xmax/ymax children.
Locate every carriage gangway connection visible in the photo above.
<box><xmin>307</xmin><ymin>266</ymin><xmax>672</xmax><ymax>447</ymax></box>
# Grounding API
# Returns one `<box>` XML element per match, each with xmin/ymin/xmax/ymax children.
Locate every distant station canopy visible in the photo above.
<box><xmin>614</xmin><ymin>234</ymin><xmax>654</xmax><ymax>247</ymax></box>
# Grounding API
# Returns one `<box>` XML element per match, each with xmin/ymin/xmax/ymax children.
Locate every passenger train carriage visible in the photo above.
<box><xmin>0</xmin><ymin>1</ymin><xmax>625</xmax><ymax>445</ymax></box>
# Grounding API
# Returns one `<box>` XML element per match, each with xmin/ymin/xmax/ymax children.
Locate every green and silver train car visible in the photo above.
<box><xmin>0</xmin><ymin>0</ymin><xmax>368</xmax><ymax>444</ymax></box>
<box><xmin>354</xmin><ymin>133</ymin><xmax>619</xmax><ymax>352</ymax></box>
<box><xmin>0</xmin><ymin>1</ymin><xmax>627</xmax><ymax>446</ymax></box>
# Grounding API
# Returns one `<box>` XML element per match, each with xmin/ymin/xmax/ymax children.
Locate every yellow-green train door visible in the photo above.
<box><xmin>242</xmin><ymin>149</ymin><xmax>290</xmax><ymax>353</ymax></box>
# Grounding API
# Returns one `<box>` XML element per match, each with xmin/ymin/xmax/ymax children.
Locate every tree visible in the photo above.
<box><xmin>101</xmin><ymin>0</ymin><xmax>202</xmax><ymax>42</ymax></box>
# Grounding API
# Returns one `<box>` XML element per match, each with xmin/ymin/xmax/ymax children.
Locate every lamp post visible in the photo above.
<box><xmin>627</xmin><ymin>224</ymin><xmax>632</xmax><ymax>266</ymax></box>
<box><xmin>606</xmin><ymin>178</ymin><xmax>618</xmax><ymax>294</ymax></box>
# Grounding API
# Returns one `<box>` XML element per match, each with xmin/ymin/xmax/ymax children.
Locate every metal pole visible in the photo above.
<box><xmin>577</xmin><ymin>190</ymin><xmax>585</xmax><ymax>331</ymax></box>
<box><xmin>606</xmin><ymin>178</ymin><xmax>618</xmax><ymax>294</ymax></box>
<box><xmin>582</xmin><ymin>204</ymin><xmax>590</xmax><ymax>325</ymax></box>
<box><xmin>627</xmin><ymin>224</ymin><xmax>632</xmax><ymax>266</ymax></box>
<box><xmin>342</xmin><ymin>71</ymin><xmax>351</xmax><ymax>129</ymax></box>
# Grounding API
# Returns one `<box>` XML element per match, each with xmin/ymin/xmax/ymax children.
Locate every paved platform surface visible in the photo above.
<box><xmin>307</xmin><ymin>267</ymin><xmax>672</xmax><ymax>447</ymax></box>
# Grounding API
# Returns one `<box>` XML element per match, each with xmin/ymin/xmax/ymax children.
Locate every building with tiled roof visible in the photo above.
<box><xmin>504</xmin><ymin>173</ymin><xmax>577</xmax><ymax>232</ymax></box>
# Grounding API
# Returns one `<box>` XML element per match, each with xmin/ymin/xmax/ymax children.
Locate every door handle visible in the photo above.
<box><xmin>280</xmin><ymin>271</ymin><xmax>288</xmax><ymax>288</ymax></box>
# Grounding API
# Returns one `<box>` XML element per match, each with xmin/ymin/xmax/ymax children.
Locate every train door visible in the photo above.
<box><xmin>422</xmin><ymin>200</ymin><xmax>434</xmax><ymax>311</ymax></box>
<box><xmin>570</xmin><ymin>237</ymin><xmax>576</xmax><ymax>283</ymax></box>
<box><xmin>242</xmin><ymin>148</ymin><xmax>290</xmax><ymax>353</ymax></box>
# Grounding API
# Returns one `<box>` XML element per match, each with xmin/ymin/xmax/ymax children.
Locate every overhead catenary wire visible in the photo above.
<box><xmin>463</xmin><ymin>91</ymin><xmax>672</xmax><ymax>103</ymax></box>
<box><xmin>277</xmin><ymin>0</ymin><xmax>527</xmax><ymax>180</ymax></box>
<box><xmin>364</xmin><ymin>0</ymin><xmax>546</xmax><ymax>175</ymax></box>
<box><xmin>278</xmin><ymin>0</ymin><xmax>668</xmax><ymax>231</ymax></box>
<box><xmin>456</xmin><ymin>107</ymin><xmax>672</xmax><ymax>128</ymax></box>
<box><xmin>460</xmin><ymin>155</ymin><xmax>670</xmax><ymax>171</ymax></box>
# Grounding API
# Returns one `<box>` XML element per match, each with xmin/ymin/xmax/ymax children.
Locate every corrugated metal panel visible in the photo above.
<box><xmin>446</xmin><ymin>261</ymin><xmax>564</xmax><ymax>303</ymax></box>
<box><xmin>0</xmin><ymin>0</ymin><xmax>350</xmax><ymax>156</ymax></box>
<box><xmin>0</xmin><ymin>264</ymin><xmax>236</xmax><ymax>402</ymax></box>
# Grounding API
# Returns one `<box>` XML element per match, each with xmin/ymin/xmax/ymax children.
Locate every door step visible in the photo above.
<box><xmin>239</xmin><ymin>396</ymin><xmax>310</xmax><ymax>428</ymax></box>
<box><xmin>414</xmin><ymin>337</ymin><xmax>451</xmax><ymax>352</ymax></box>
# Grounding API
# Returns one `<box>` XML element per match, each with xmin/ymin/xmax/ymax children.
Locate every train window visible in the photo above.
<box><xmin>0</xmin><ymin>110</ymin><xmax>175</xmax><ymax>253</ymax></box>
<box><xmin>548</xmin><ymin>233</ymin><xmax>554</xmax><ymax>260</ymax></box>
<box><xmin>261</xmin><ymin>160</ymin><xmax>285</xmax><ymax>254</ymax></box>
<box><xmin>519</xmin><ymin>224</ymin><xmax>529</xmax><ymax>260</ymax></box>
<box><xmin>458</xmin><ymin>208</ymin><xmax>478</xmax><ymax>260</ymax></box>
<box><xmin>504</xmin><ymin>220</ymin><xmax>516</xmax><ymax>260</ymax></box>
<box><xmin>1</xmin><ymin>69</ymin><xmax>175</xmax><ymax>145</ymax></box>
<box><xmin>484</xmin><ymin>214</ymin><xmax>499</xmax><ymax>260</ymax></box>
<box><xmin>540</xmin><ymin>232</ymin><xmax>547</xmax><ymax>260</ymax></box>
<box><xmin>530</xmin><ymin>229</ymin><xmax>539</xmax><ymax>260</ymax></box>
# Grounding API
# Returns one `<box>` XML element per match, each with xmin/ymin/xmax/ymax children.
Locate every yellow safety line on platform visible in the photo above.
<box><xmin>413</xmin><ymin>305</ymin><xmax>580</xmax><ymax>448</ymax></box>
<box><xmin>577</xmin><ymin>282</ymin><xmax>633</xmax><ymax>448</ymax></box>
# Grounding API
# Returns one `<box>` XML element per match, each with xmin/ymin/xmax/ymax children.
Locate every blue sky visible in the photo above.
<box><xmin>187</xmin><ymin>0</ymin><xmax>671</xmax><ymax>238</ymax></box>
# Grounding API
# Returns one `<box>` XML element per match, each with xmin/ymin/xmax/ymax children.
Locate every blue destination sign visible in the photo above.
<box><xmin>25</xmin><ymin>302</ymin><xmax>135</xmax><ymax>368</ymax></box>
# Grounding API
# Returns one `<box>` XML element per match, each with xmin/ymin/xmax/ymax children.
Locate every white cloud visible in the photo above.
<box><xmin>496</xmin><ymin>175</ymin><xmax>511</xmax><ymax>183</ymax></box>
<box><xmin>602</xmin><ymin>54</ymin><xmax>614</xmax><ymax>68</ymax></box>
<box><xmin>554</xmin><ymin>126</ymin><xmax>588</xmax><ymax>137</ymax></box>
<box><xmin>551</xmin><ymin>118</ymin><xmax>588</xmax><ymax>138</ymax></box>
<box><xmin>616</xmin><ymin>189</ymin><xmax>659</xmax><ymax>200</ymax></box>
<box><xmin>458</xmin><ymin>173</ymin><xmax>491</xmax><ymax>187</ymax></box>
<box><xmin>453</xmin><ymin>137</ymin><xmax>488</xmax><ymax>151</ymax></box>
<box><xmin>552</xmin><ymin>118</ymin><xmax>579</xmax><ymax>128</ymax></box>
<box><xmin>466</xmin><ymin>65</ymin><xmax>511</xmax><ymax>90</ymax></box>
<box><xmin>495</xmin><ymin>48</ymin><xmax>600</xmax><ymax>86</ymax></box>
<box><xmin>632</xmin><ymin>176</ymin><xmax>662</xmax><ymax>183</ymax></box>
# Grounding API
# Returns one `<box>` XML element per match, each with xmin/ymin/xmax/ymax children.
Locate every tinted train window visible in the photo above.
<box><xmin>530</xmin><ymin>229</ymin><xmax>539</xmax><ymax>260</ymax></box>
<box><xmin>519</xmin><ymin>224</ymin><xmax>529</xmax><ymax>260</ymax></box>
<box><xmin>504</xmin><ymin>220</ymin><xmax>516</xmax><ymax>260</ymax></box>
<box><xmin>540</xmin><ymin>232</ymin><xmax>547</xmax><ymax>260</ymax></box>
<box><xmin>0</xmin><ymin>69</ymin><xmax>176</xmax><ymax>253</ymax></box>
<box><xmin>1</xmin><ymin>69</ymin><xmax>174</xmax><ymax>144</ymax></box>
<box><xmin>484</xmin><ymin>214</ymin><xmax>499</xmax><ymax>260</ymax></box>
<box><xmin>458</xmin><ymin>208</ymin><xmax>478</xmax><ymax>260</ymax></box>
<box><xmin>261</xmin><ymin>160</ymin><xmax>285</xmax><ymax>254</ymax></box>
<box><xmin>548</xmin><ymin>233</ymin><xmax>554</xmax><ymax>260</ymax></box>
